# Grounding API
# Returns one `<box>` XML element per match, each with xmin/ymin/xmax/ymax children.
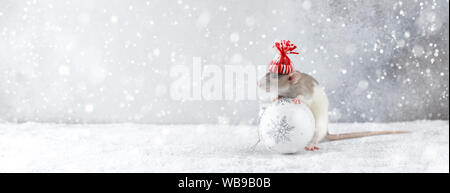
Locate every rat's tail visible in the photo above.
<box><xmin>326</xmin><ymin>130</ymin><xmax>410</xmax><ymax>141</ymax></box>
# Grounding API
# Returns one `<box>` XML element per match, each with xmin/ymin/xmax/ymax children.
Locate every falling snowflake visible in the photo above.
<box><xmin>266</xmin><ymin>115</ymin><xmax>294</xmax><ymax>144</ymax></box>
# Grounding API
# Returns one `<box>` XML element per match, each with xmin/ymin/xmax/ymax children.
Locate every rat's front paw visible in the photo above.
<box><xmin>270</xmin><ymin>96</ymin><xmax>281</xmax><ymax>103</ymax></box>
<box><xmin>291</xmin><ymin>98</ymin><xmax>301</xmax><ymax>104</ymax></box>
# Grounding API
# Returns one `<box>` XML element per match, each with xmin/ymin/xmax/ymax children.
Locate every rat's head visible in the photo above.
<box><xmin>257</xmin><ymin>71</ymin><xmax>301</xmax><ymax>95</ymax></box>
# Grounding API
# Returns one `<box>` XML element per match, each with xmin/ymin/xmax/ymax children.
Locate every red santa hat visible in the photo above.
<box><xmin>268</xmin><ymin>40</ymin><xmax>299</xmax><ymax>75</ymax></box>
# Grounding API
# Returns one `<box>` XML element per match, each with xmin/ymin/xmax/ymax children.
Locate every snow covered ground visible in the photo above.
<box><xmin>0</xmin><ymin>120</ymin><xmax>448</xmax><ymax>173</ymax></box>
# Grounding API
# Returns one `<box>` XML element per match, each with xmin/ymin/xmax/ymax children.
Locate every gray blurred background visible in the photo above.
<box><xmin>0</xmin><ymin>0</ymin><xmax>448</xmax><ymax>124</ymax></box>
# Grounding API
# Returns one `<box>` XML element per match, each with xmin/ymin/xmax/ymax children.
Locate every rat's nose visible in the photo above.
<box><xmin>257</xmin><ymin>82</ymin><xmax>261</xmax><ymax>88</ymax></box>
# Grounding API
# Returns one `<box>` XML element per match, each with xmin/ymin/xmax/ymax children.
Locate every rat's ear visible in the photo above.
<box><xmin>288</xmin><ymin>72</ymin><xmax>301</xmax><ymax>84</ymax></box>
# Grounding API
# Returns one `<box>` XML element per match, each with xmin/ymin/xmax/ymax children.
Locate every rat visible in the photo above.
<box><xmin>257</xmin><ymin>70</ymin><xmax>409</xmax><ymax>151</ymax></box>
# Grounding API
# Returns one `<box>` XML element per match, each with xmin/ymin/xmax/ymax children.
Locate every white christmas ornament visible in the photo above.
<box><xmin>259</xmin><ymin>99</ymin><xmax>315</xmax><ymax>154</ymax></box>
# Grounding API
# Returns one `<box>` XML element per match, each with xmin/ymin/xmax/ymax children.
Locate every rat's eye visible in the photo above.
<box><xmin>288</xmin><ymin>76</ymin><xmax>292</xmax><ymax>81</ymax></box>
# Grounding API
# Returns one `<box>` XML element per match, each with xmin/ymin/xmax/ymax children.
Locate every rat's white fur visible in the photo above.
<box><xmin>294</xmin><ymin>83</ymin><xmax>329</xmax><ymax>142</ymax></box>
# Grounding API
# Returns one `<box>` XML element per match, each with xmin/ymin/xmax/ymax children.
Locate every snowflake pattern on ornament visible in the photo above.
<box><xmin>266</xmin><ymin>115</ymin><xmax>295</xmax><ymax>144</ymax></box>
